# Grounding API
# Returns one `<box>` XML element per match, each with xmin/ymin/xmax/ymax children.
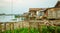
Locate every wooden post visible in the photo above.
<box><xmin>9</xmin><ymin>23</ymin><xmax>11</xmax><ymax>33</ymax></box>
<box><xmin>6</xmin><ymin>22</ymin><xmax>14</xmax><ymax>33</ymax></box>
<box><xmin>55</xmin><ymin>26</ymin><xmax>57</xmax><ymax>33</ymax></box>
<box><xmin>28</xmin><ymin>22</ymin><xmax>31</xmax><ymax>33</ymax></box>
<box><xmin>22</xmin><ymin>22</ymin><xmax>24</xmax><ymax>28</ymax></box>
<box><xmin>11</xmin><ymin>22</ymin><xmax>14</xmax><ymax>33</ymax></box>
<box><xmin>11</xmin><ymin>23</ymin><xmax>14</xmax><ymax>30</ymax></box>
<box><xmin>37</xmin><ymin>22</ymin><xmax>42</xmax><ymax>33</ymax></box>
<box><xmin>0</xmin><ymin>23</ymin><xmax>2</xmax><ymax>33</ymax></box>
<box><xmin>18</xmin><ymin>23</ymin><xmax>20</xmax><ymax>28</ymax></box>
<box><xmin>18</xmin><ymin>22</ymin><xmax>21</xmax><ymax>33</ymax></box>
<box><xmin>9</xmin><ymin>23</ymin><xmax>11</xmax><ymax>30</ymax></box>
<box><xmin>4</xmin><ymin>23</ymin><xmax>6</xmax><ymax>32</ymax></box>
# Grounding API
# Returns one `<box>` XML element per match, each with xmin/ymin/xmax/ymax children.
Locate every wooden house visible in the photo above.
<box><xmin>29</xmin><ymin>8</ymin><xmax>47</xmax><ymax>20</ymax></box>
<box><xmin>47</xmin><ymin>1</ymin><xmax>60</xmax><ymax>19</ymax></box>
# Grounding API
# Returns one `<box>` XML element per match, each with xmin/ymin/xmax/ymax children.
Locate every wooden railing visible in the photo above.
<box><xmin>0</xmin><ymin>20</ymin><xmax>59</xmax><ymax>33</ymax></box>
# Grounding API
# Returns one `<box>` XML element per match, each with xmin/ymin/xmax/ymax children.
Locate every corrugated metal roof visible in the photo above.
<box><xmin>55</xmin><ymin>1</ymin><xmax>60</xmax><ymax>8</ymax></box>
<box><xmin>29</xmin><ymin>8</ymin><xmax>47</xmax><ymax>11</ymax></box>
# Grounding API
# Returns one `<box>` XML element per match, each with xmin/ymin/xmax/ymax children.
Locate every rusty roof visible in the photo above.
<box><xmin>29</xmin><ymin>8</ymin><xmax>47</xmax><ymax>11</ymax></box>
<box><xmin>55</xmin><ymin>1</ymin><xmax>60</xmax><ymax>8</ymax></box>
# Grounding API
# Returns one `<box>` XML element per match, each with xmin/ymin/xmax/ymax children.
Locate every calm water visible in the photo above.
<box><xmin>0</xmin><ymin>15</ymin><xmax>25</xmax><ymax>22</ymax></box>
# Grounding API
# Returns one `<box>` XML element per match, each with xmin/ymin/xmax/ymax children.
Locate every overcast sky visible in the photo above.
<box><xmin>0</xmin><ymin>0</ymin><xmax>58</xmax><ymax>14</ymax></box>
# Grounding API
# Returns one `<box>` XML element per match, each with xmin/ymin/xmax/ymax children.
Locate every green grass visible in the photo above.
<box><xmin>2</xmin><ymin>26</ymin><xmax>60</xmax><ymax>33</ymax></box>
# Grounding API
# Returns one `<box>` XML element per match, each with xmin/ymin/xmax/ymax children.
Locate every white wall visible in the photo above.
<box><xmin>16</xmin><ymin>17</ymin><xmax>26</xmax><ymax>22</ymax></box>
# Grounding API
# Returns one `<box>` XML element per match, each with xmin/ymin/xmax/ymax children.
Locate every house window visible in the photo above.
<box><xmin>36</xmin><ymin>11</ymin><xmax>44</xmax><ymax>16</ymax></box>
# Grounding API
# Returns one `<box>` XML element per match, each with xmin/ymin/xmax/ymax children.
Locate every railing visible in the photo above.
<box><xmin>0</xmin><ymin>20</ymin><xmax>60</xmax><ymax>33</ymax></box>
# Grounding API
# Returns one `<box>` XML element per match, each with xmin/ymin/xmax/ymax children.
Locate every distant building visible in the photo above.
<box><xmin>15</xmin><ymin>13</ymin><xmax>29</xmax><ymax>21</ymax></box>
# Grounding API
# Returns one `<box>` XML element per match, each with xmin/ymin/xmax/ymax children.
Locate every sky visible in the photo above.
<box><xmin>0</xmin><ymin>0</ymin><xmax>58</xmax><ymax>14</ymax></box>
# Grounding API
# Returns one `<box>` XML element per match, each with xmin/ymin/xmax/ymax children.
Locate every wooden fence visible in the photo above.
<box><xmin>0</xmin><ymin>20</ymin><xmax>59</xmax><ymax>33</ymax></box>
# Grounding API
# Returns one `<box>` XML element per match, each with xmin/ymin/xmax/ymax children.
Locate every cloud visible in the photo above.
<box><xmin>0</xmin><ymin>0</ymin><xmax>58</xmax><ymax>14</ymax></box>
